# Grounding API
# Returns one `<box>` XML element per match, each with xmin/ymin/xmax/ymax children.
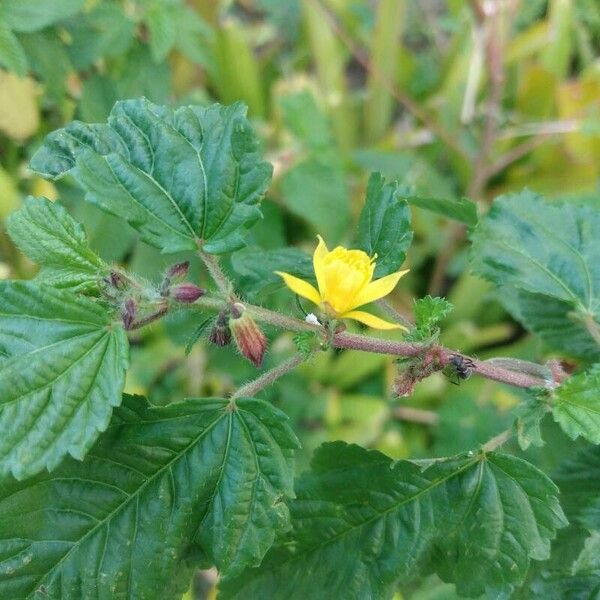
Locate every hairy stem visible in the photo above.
<box><xmin>199</xmin><ymin>251</ymin><xmax>233</xmax><ymax>296</ymax></box>
<box><xmin>231</xmin><ymin>354</ymin><xmax>306</xmax><ymax>399</ymax></box>
<box><xmin>481</xmin><ymin>428</ymin><xmax>513</xmax><ymax>452</ymax></box>
<box><xmin>189</xmin><ymin>296</ymin><xmax>555</xmax><ymax>389</ymax></box>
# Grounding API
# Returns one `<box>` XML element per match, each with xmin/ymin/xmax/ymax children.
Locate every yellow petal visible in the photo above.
<box><xmin>350</xmin><ymin>269</ymin><xmax>410</xmax><ymax>310</ymax></box>
<box><xmin>275</xmin><ymin>271</ymin><xmax>321</xmax><ymax>305</ymax></box>
<box><xmin>313</xmin><ymin>235</ymin><xmax>329</xmax><ymax>296</ymax></box>
<box><xmin>342</xmin><ymin>310</ymin><xmax>408</xmax><ymax>331</ymax></box>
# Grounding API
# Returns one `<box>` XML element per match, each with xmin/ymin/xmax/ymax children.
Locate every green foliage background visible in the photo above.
<box><xmin>1</xmin><ymin>1</ymin><xmax>600</xmax><ymax>599</ymax></box>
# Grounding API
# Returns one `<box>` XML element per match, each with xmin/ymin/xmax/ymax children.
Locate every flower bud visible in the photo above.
<box><xmin>166</xmin><ymin>261</ymin><xmax>190</xmax><ymax>281</ymax></box>
<box><xmin>172</xmin><ymin>283</ymin><xmax>205</xmax><ymax>303</ymax></box>
<box><xmin>229</xmin><ymin>303</ymin><xmax>267</xmax><ymax>368</ymax></box>
<box><xmin>122</xmin><ymin>298</ymin><xmax>136</xmax><ymax>330</ymax></box>
<box><xmin>209</xmin><ymin>311</ymin><xmax>231</xmax><ymax>346</ymax></box>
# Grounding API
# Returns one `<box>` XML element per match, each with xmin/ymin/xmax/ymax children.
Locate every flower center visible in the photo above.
<box><xmin>320</xmin><ymin>247</ymin><xmax>375</xmax><ymax>314</ymax></box>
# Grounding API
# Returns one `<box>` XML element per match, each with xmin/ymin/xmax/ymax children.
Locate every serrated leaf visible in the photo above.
<box><xmin>552</xmin><ymin>365</ymin><xmax>600</xmax><ymax>444</ymax></box>
<box><xmin>0</xmin><ymin>394</ymin><xmax>298</xmax><ymax>599</ymax></box>
<box><xmin>528</xmin><ymin>531</ymin><xmax>600</xmax><ymax>600</ymax></box>
<box><xmin>0</xmin><ymin>0</ymin><xmax>85</xmax><ymax>33</ymax></box>
<box><xmin>0</xmin><ymin>23</ymin><xmax>28</xmax><ymax>75</ymax></box>
<box><xmin>515</xmin><ymin>393</ymin><xmax>549</xmax><ymax>450</ymax></box>
<box><xmin>231</xmin><ymin>246</ymin><xmax>313</xmax><ymax>298</ymax></box>
<box><xmin>185</xmin><ymin>317</ymin><xmax>213</xmax><ymax>355</ymax></box>
<box><xmin>6</xmin><ymin>197</ymin><xmax>107</xmax><ymax>292</ymax></box>
<box><xmin>406</xmin><ymin>295</ymin><xmax>453</xmax><ymax>341</ymax></box>
<box><xmin>30</xmin><ymin>98</ymin><xmax>273</xmax><ymax>254</ymax></box>
<box><xmin>513</xmin><ymin>290</ymin><xmax>600</xmax><ymax>361</ymax></box>
<box><xmin>221</xmin><ymin>442</ymin><xmax>567</xmax><ymax>600</ymax></box>
<box><xmin>0</xmin><ymin>282</ymin><xmax>128</xmax><ymax>479</ymax></box>
<box><xmin>470</xmin><ymin>192</ymin><xmax>600</xmax><ymax>359</ymax></box>
<box><xmin>356</xmin><ymin>172</ymin><xmax>413</xmax><ymax>277</ymax></box>
<box><xmin>403</xmin><ymin>194</ymin><xmax>478</xmax><ymax>227</ymax></box>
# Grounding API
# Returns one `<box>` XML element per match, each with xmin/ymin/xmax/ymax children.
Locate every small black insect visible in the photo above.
<box><xmin>446</xmin><ymin>353</ymin><xmax>476</xmax><ymax>385</ymax></box>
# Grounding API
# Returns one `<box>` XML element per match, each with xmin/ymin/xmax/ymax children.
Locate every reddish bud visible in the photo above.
<box><xmin>172</xmin><ymin>283</ymin><xmax>205</xmax><ymax>303</ymax></box>
<box><xmin>166</xmin><ymin>261</ymin><xmax>190</xmax><ymax>282</ymax></box>
<box><xmin>107</xmin><ymin>271</ymin><xmax>129</xmax><ymax>290</ymax></box>
<box><xmin>230</xmin><ymin>303</ymin><xmax>267</xmax><ymax>368</ymax></box>
<box><xmin>209</xmin><ymin>311</ymin><xmax>231</xmax><ymax>346</ymax></box>
<box><xmin>122</xmin><ymin>299</ymin><xmax>136</xmax><ymax>330</ymax></box>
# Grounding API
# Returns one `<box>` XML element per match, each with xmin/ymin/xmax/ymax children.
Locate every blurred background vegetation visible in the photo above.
<box><xmin>0</xmin><ymin>1</ymin><xmax>599</xmax><ymax>595</ymax></box>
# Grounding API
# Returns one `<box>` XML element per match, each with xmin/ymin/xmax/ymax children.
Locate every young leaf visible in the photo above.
<box><xmin>405</xmin><ymin>295</ymin><xmax>453</xmax><ymax>341</ymax></box>
<box><xmin>403</xmin><ymin>194</ymin><xmax>478</xmax><ymax>227</ymax></box>
<box><xmin>515</xmin><ymin>392</ymin><xmax>549</xmax><ymax>450</ymax></box>
<box><xmin>0</xmin><ymin>395</ymin><xmax>298</xmax><ymax>598</ymax></box>
<box><xmin>0</xmin><ymin>282</ymin><xmax>128</xmax><ymax>479</ymax></box>
<box><xmin>552</xmin><ymin>365</ymin><xmax>600</xmax><ymax>444</ymax></box>
<box><xmin>221</xmin><ymin>442</ymin><xmax>567</xmax><ymax>600</ymax></box>
<box><xmin>30</xmin><ymin>98</ymin><xmax>273</xmax><ymax>254</ymax></box>
<box><xmin>470</xmin><ymin>192</ymin><xmax>600</xmax><ymax>358</ymax></box>
<box><xmin>356</xmin><ymin>172</ymin><xmax>413</xmax><ymax>278</ymax></box>
<box><xmin>6</xmin><ymin>196</ymin><xmax>107</xmax><ymax>292</ymax></box>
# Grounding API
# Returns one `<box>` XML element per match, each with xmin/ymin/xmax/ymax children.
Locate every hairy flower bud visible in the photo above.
<box><xmin>229</xmin><ymin>303</ymin><xmax>267</xmax><ymax>368</ymax></box>
<box><xmin>122</xmin><ymin>298</ymin><xmax>136</xmax><ymax>330</ymax></box>
<box><xmin>209</xmin><ymin>311</ymin><xmax>231</xmax><ymax>346</ymax></box>
<box><xmin>166</xmin><ymin>261</ymin><xmax>190</xmax><ymax>281</ymax></box>
<box><xmin>172</xmin><ymin>283</ymin><xmax>205</xmax><ymax>303</ymax></box>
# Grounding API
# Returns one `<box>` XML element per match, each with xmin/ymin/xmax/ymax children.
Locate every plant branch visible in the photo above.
<box><xmin>231</xmin><ymin>354</ymin><xmax>306</xmax><ymax>399</ymax></box>
<box><xmin>199</xmin><ymin>251</ymin><xmax>234</xmax><ymax>297</ymax></box>
<box><xmin>481</xmin><ymin>428</ymin><xmax>513</xmax><ymax>452</ymax></box>
<box><xmin>189</xmin><ymin>297</ymin><xmax>557</xmax><ymax>389</ymax></box>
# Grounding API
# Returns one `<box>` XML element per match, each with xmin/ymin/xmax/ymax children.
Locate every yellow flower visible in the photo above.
<box><xmin>276</xmin><ymin>236</ymin><xmax>409</xmax><ymax>330</ymax></box>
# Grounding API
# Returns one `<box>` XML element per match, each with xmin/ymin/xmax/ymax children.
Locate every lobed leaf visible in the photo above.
<box><xmin>470</xmin><ymin>192</ymin><xmax>600</xmax><ymax>360</ymax></box>
<box><xmin>0</xmin><ymin>282</ymin><xmax>128</xmax><ymax>479</ymax></box>
<box><xmin>406</xmin><ymin>295</ymin><xmax>453</xmax><ymax>341</ymax></box>
<box><xmin>0</xmin><ymin>395</ymin><xmax>299</xmax><ymax>599</ymax></box>
<box><xmin>6</xmin><ymin>197</ymin><xmax>107</xmax><ymax>292</ymax></box>
<box><xmin>552</xmin><ymin>365</ymin><xmax>600</xmax><ymax>444</ymax></box>
<box><xmin>221</xmin><ymin>441</ymin><xmax>567</xmax><ymax>600</ymax></box>
<box><xmin>30</xmin><ymin>98</ymin><xmax>273</xmax><ymax>254</ymax></box>
<box><xmin>356</xmin><ymin>172</ymin><xmax>413</xmax><ymax>278</ymax></box>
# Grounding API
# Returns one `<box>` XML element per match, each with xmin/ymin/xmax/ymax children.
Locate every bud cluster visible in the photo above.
<box><xmin>206</xmin><ymin>303</ymin><xmax>267</xmax><ymax>368</ymax></box>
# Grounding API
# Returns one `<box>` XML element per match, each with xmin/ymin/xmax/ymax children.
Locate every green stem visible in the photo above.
<box><xmin>231</xmin><ymin>354</ymin><xmax>306</xmax><ymax>399</ymax></box>
<box><xmin>199</xmin><ymin>251</ymin><xmax>233</xmax><ymax>296</ymax></box>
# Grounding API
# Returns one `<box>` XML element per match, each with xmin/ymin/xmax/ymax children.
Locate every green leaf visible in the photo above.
<box><xmin>0</xmin><ymin>0</ymin><xmax>85</xmax><ymax>33</ymax></box>
<box><xmin>65</xmin><ymin>2</ymin><xmax>135</xmax><ymax>70</ymax></box>
<box><xmin>406</xmin><ymin>295</ymin><xmax>453</xmax><ymax>341</ymax></box>
<box><xmin>231</xmin><ymin>246</ymin><xmax>313</xmax><ymax>298</ymax></box>
<box><xmin>6</xmin><ymin>197</ymin><xmax>107</xmax><ymax>292</ymax></box>
<box><xmin>0</xmin><ymin>24</ymin><xmax>28</xmax><ymax>75</ymax></box>
<box><xmin>0</xmin><ymin>282</ymin><xmax>128</xmax><ymax>479</ymax></box>
<box><xmin>552</xmin><ymin>365</ymin><xmax>600</xmax><ymax>444</ymax></box>
<box><xmin>527</xmin><ymin>531</ymin><xmax>600</xmax><ymax>599</ymax></box>
<box><xmin>185</xmin><ymin>317</ymin><xmax>213</xmax><ymax>355</ymax></box>
<box><xmin>470</xmin><ymin>192</ymin><xmax>600</xmax><ymax>358</ymax></box>
<box><xmin>221</xmin><ymin>442</ymin><xmax>567</xmax><ymax>600</ymax></box>
<box><xmin>403</xmin><ymin>194</ymin><xmax>478</xmax><ymax>227</ymax></box>
<box><xmin>356</xmin><ymin>172</ymin><xmax>413</xmax><ymax>277</ymax></box>
<box><xmin>146</xmin><ymin>1</ymin><xmax>178</xmax><ymax>61</ymax></box>
<box><xmin>30</xmin><ymin>98</ymin><xmax>273</xmax><ymax>254</ymax></box>
<box><xmin>0</xmin><ymin>395</ymin><xmax>298</xmax><ymax>598</ymax></box>
<box><xmin>515</xmin><ymin>392</ymin><xmax>549</xmax><ymax>450</ymax></box>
